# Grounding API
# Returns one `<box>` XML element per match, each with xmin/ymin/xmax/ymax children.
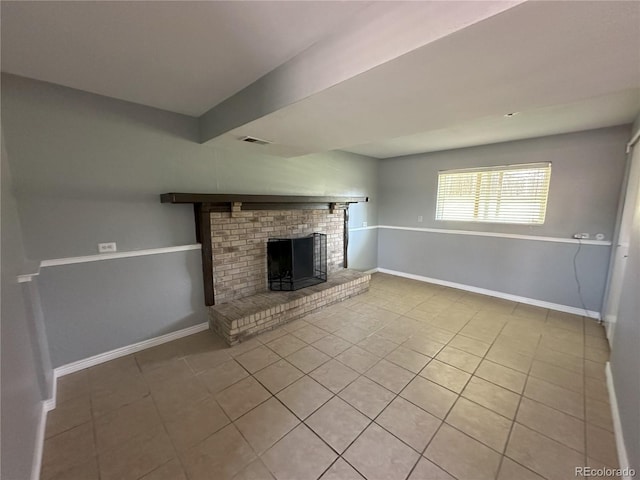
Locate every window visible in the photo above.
<box><xmin>435</xmin><ymin>162</ymin><xmax>551</xmax><ymax>224</ymax></box>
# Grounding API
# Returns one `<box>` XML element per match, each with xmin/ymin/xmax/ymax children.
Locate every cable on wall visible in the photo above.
<box><xmin>572</xmin><ymin>238</ymin><xmax>594</xmax><ymax>320</ymax></box>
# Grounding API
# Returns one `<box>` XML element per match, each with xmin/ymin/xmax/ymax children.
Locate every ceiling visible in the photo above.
<box><xmin>2</xmin><ymin>1</ymin><xmax>639</xmax><ymax>158</ymax></box>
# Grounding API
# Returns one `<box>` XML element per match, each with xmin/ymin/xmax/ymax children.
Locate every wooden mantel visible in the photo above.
<box><xmin>161</xmin><ymin>193</ymin><xmax>368</xmax><ymax>305</ymax></box>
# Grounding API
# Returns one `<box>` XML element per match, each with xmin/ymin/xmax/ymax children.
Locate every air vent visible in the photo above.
<box><xmin>240</xmin><ymin>136</ymin><xmax>272</xmax><ymax>145</ymax></box>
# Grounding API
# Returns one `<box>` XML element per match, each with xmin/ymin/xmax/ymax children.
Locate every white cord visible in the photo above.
<box><xmin>572</xmin><ymin>238</ymin><xmax>592</xmax><ymax>319</ymax></box>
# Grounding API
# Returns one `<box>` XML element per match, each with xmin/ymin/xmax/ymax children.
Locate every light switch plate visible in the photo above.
<box><xmin>98</xmin><ymin>242</ymin><xmax>117</xmax><ymax>253</ymax></box>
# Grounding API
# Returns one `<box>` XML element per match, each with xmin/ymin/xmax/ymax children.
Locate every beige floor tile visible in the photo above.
<box><xmin>506</xmin><ymin>423</ymin><xmax>585</xmax><ymax>480</ymax></box>
<box><xmin>88</xmin><ymin>356</ymin><xmax>141</xmax><ymax>386</ymax></box>
<box><xmin>585</xmin><ymin>347</ymin><xmax>609</xmax><ymax>363</ymax></box>
<box><xmin>516</xmin><ymin>397</ymin><xmax>585</xmax><ymax>452</ymax></box>
<box><xmin>524</xmin><ymin>376</ymin><xmax>584</xmax><ymax>419</ymax></box>
<box><xmin>448</xmin><ymin>334</ymin><xmax>491</xmax><ymax>357</ymax></box>
<box><xmin>90</xmin><ymin>373</ymin><xmax>150</xmax><ymax>418</ymax></box>
<box><xmin>585</xmin><ymin>320</ymin><xmax>607</xmax><ymax>338</ymax></box>
<box><xmin>215</xmin><ymin>376</ymin><xmax>271</xmax><ymax>421</ymax></box>
<box><xmin>255</xmin><ymin>326</ymin><xmax>288</xmax><ymax>344</ymax></box>
<box><xmin>436</xmin><ymin>346</ymin><xmax>482</xmax><ymax>373</ymax></box>
<box><xmin>150</xmin><ymin>375</ymin><xmax>210</xmax><ymax>419</ymax></box>
<box><xmin>231</xmin><ymin>459</ymin><xmax>275</xmax><ymax>480</ymax></box>
<box><xmin>197</xmin><ymin>359</ymin><xmax>248</xmax><ymax>395</ymax></box>
<box><xmin>253</xmin><ymin>359</ymin><xmax>304</xmax><ymax>394</ymax></box>
<box><xmin>41</xmin><ymin>422</ymin><xmax>96</xmax><ymax>479</ymax></box>
<box><xmin>234</xmin><ymin>397</ymin><xmax>299</xmax><ymax>454</ymax></box>
<box><xmin>261</xmin><ymin>424</ymin><xmax>337</xmax><ymax>480</ymax></box>
<box><xmin>135</xmin><ymin>342</ymin><xmax>185</xmax><ymax>372</ymax></box>
<box><xmin>446</xmin><ymin>397</ymin><xmax>512</xmax><ymax>452</ymax></box>
<box><xmin>493</xmin><ymin>333</ymin><xmax>539</xmax><ymax>356</ymax></box>
<box><xmin>365</xmin><ymin>359</ymin><xmax>415</xmax><ymax>393</ymax></box>
<box><xmin>535</xmin><ymin>346</ymin><xmax>584</xmax><ymax>374</ymax></box>
<box><xmin>306</xmin><ymin>396</ymin><xmax>370</xmax><ymax>453</ymax></box>
<box><xmin>143</xmin><ymin>359</ymin><xmax>195</xmax><ymax>389</ymax></box>
<box><xmin>474</xmin><ymin>359</ymin><xmax>527</xmax><ymax>393</ymax></box>
<box><xmin>586</xmin><ymin>376</ymin><xmax>611</xmax><ymax>403</ymax></box>
<box><xmin>408</xmin><ymin>457</ymin><xmax>455</xmax><ymax>480</ymax></box>
<box><xmin>55</xmin><ymin>370</ymin><xmax>90</xmax><ymax>404</ymax></box>
<box><xmin>227</xmin><ymin>338</ymin><xmax>263</xmax><ymax>358</ymax></box>
<box><xmin>462</xmin><ymin>377</ymin><xmax>520</xmax><ymax>419</ymax></box>
<box><xmin>312</xmin><ymin>334</ymin><xmax>352</xmax><ymax>357</ymax></box>
<box><xmin>266</xmin><ymin>334</ymin><xmax>307</xmax><ymax>357</ymax></box>
<box><xmin>339</xmin><ymin>376</ymin><xmax>395</xmax><ymax>419</ymax></box>
<box><xmin>385</xmin><ymin>346</ymin><xmax>430</xmax><ymax>374</ymax></box>
<box><xmin>286</xmin><ymin>345</ymin><xmax>331</xmax><ymax>373</ymax></box>
<box><xmin>139</xmin><ymin>458</ymin><xmax>187</xmax><ymax>480</ymax></box>
<box><xmin>309</xmin><ymin>359</ymin><xmax>360</xmax><ymax>394</ymax></box>
<box><xmin>336</xmin><ymin>346</ymin><xmax>380</xmax><ymax>374</ymax></box>
<box><xmin>284</xmin><ymin>319</ymin><xmax>312</xmax><ymax>332</ymax></box>
<box><xmin>163</xmin><ymin>396</ymin><xmax>230</xmax><ymax>452</ymax></box>
<box><xmin>41</xmin><ymin>456</ymin><xmax>99</xmax><ymax>480</ymax></box>
<box><xmin>319</xmin><ymin>458</ymin><xmax>365</xmax><ymax>480</ymax></box>
<box><xmin>183</xmin><ymin>346</ymin><xmax>232</xmax><ymax>374</ymax></box>
<box><xmin>485</xmin><ymin>345</ymin><xmax>533</xmax><ymax>374</ymax></box>
<box><xmin>586</xmin><ymin>423</ymin><xmax>619</xmax><ymax>468</ymax></box>
<box><xmin>541</xmin><ymin>326</ymin><xmax>584</xmax><ymax>347</ymax></box>
<box><xmin>94</xmin><ymin>395</ymin><xmax>162</xmax><ymax>452</ymax></box>
<box><xmin>586</xmin><ymin>396</ymin><xmax>614</xmax><ymax>432</ymax></box>
<box><xmin>529</xmin><ymin>359</ymin><xmax>584</xmax><ymax>393</ymax></box>
<box><xmin>513</xmin><ymin>304</ymin><xmax>548</xmax><ymax>321</ymax></box>
<box><xmin>546</xmin><ymin>311</ymin><xmax>584</xmax><ymax>332</ymax></box>
<box><xmin>585</xmin><ymin>359</ymin><xmax>606</xmax><ymax>380</ymax></box>
<box><xmin>334</xmin><ymin>325</ymin><xmax>371</xmax><ymax>343</ymax></box>
<box><xmin>425</xmin><ymin>424</ymin><xmax>501</xmax><ymax>480</ymax></box>
<box><xmin>376</xmin><ymin>397</ymin><xmax>441</xmax><ymax>452</ymax></box>
<box><xmin>400</xmin><ymin>376</ymin><xmax>458</xmax><ymax>419</ymax></box>
<box><xmin>276</xmin><ymin>375</ymin><xmax>333</xmax><ymax>419</ymax></box>
<box><xmin>181</xmin><ymin>424</ymin><xmax>256</xmax><ymax>480</ymax></box>
<box><xmin>291</xmin><ymin>324</ymin><xmax>329</xmax><ymax>344</ymax></box>
<box><xmin>458</xmin><ymin>324</ymin><xmax>501</xmax><ymax>344</ymax></box>
<box><xmin>419</xmin><ymin>325</ymin><xmax>456</xmax><ymax>344</ymax></box>
<box><xmin>497</xmin><ymin>458</ymin><xmax>545</xmax><ymax>480</ymax></box>
<box><xmin>234</xmin><ymin>345</ymin><xmax>281</xmax><ymax>374</ymax></box>
<box><xmin>539</xmin><ymin>335</ymin><xmax>584</xmax><ymax>358</ymax></box>
<box><xmin>402</xmin><ymin>334</ymin><xmax>445</xmax><ymax>357</ymax></box>
<box><xmin>98</xmin><ymin>426</ymin><xmax>175</xmax><ymax>480</ymax></box>
<box><xmin>45</xmin><ymin>395</ymin><xmax>92</xmax><ymax>438</ymax></box>
<box><xmin>344</xmin><ymin>423</ymin><xmax>420</xmax><ymax>480</ymax></box>
<box><xmin>357</xmin><ymin>334</ymin><xmax>399</xmax><ymax>357</ymax></box>
<box><xmin>419</xmin><ymin>359</ymin><xmax>471</xmax><ymax>393</ymax></box>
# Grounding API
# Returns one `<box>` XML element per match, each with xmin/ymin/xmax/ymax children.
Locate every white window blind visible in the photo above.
<box><xmin>435</xmin><ymin>163</ymin><xmax>551</xmax><ymax>224</ymax></box>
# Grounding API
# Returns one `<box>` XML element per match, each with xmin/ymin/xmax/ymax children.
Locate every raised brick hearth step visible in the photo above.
<box><xmin>209</xmin><ymin>269</ymin><xmax>370</xmax><ymax>345</ymax></box>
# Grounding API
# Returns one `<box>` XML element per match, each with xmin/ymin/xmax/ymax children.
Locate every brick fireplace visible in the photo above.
<box><xmin>160</xmin><ymin>193</ymin><xmax>371</xmax><ymax>344</ymax></box>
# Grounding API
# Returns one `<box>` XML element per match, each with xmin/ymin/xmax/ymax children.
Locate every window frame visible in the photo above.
<box><xmin>434</xmin><ymin>162</ymin><xmax>552</xmax><ymax>226</ymax></box>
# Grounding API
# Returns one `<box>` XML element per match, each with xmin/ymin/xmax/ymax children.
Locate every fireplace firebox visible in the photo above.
<box><xmin>267</xmin><ymin>233</ymin><xmax>327</xmax><ymax>291</ymax></box>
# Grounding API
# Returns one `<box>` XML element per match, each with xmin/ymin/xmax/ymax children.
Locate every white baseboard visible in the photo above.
<box><xmin>605</xmin><ymin>362</ymin><xmax>632</xmax><ymax>479</ymax></box>
<box><xmin>31</xmin><ymin>401</ymin><xmax>48</xmax><ymax>480</ymax></box>
<box><xmin>363</xmin><ymin>268</ymin><xmax>380</xmax><ymax>275</ymax></box>
<box><xmin>376</xmin><ymin>268</ymin><xmax>601</xmax><ymax>319</ymax></box>
<box><xmin>53</xmin><ymin>322</ymin><xmax>209</xmax><ymax>379</ymax></box>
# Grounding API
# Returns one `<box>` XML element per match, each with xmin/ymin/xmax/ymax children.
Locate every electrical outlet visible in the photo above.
<box><xmin>362</xmin><ymin>221</ymin><xmax>368</xmax><ymax>227</ymax></box>
<box><xmin>595</xmin><ymin>233</ymin><xmax>605</xmax><ymax>240</ymax></box>
<box><xmin>98</xmin><ymin>242</ymin><xmax>117</xmax><ymax>253</ymax></box>
<box><xmin>572</xmin><ymin>233</ymin><xmax>590</xmax><ymax>239</ymax></box>
<box><xmin>417</xmin><ymin>215</ymin><xmax>424</xmax><ymax>222</ymax></box>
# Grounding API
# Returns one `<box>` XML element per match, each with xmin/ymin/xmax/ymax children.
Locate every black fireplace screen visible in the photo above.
<box><xmin>267</xmin><ymin>233</ymin><xmax>327</xmax><ymax>291</ymax></box>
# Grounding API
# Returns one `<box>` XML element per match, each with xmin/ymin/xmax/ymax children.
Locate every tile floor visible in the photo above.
<box><xmin>41</xmin><ymin>273</ymin><xmax>619</xmax><ymax>480</ymax></box>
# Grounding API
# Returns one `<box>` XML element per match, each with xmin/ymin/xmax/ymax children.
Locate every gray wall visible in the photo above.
<box><xmin>609</xmin><ymin>116</ymin><xmax>640</xmax><ymax>471</ymax></box>
<box><xmin>1</xmin><ymin>133</ymin><xmax>49</xmax><ymax>479</ymax></box>
<box><xmin>1</xmin><ymin>74</ymin><xmax>379</xmax><ymax>367</ymax></box>
<box><xmin>378</xmin><ymin>127</ymin><xmax>630</xmax><ymax>311</ymax></box>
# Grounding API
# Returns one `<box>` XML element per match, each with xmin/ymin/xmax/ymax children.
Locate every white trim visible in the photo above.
<box><xmin>31</xmin><ymin>402</ymin><xmax>48</xmax><ymax>480</ymax></box>
<box><xmin>18</xmin><ymin>272</ymin><xmax>40</xmax><ymax>283</ymax></box>
<box><xmin>626</xmin><ymin>129</ymin><xmax>640</xmax><ymax>154</ymax></box>
<box><xmin>605</xmin><ymin>362</ymin><xmax>632</xmax><ymax>480</ymax></box>
<box><xmin>363</xmin><ymin>268</ymin><xmax>380</xmax><ymax>275</ymax></box>
<box><xmin>348</xmin><ymin>226</ymin><xmax>378</xmax><ymax>232</ymax></box>
<box><xmin>40</xmin><ymin>244</ymin><xmax>202</xmax><ymax>268</ymax></box>
<box><xmin>377</xmin><ymin>268</ymin><xmax>601</xmax><ymax>319</ymax></box>
<box><xmin>54</xmin><ymin>322</ymin><xmax>209</xmax><ymax>378</ymax></box>
<box><xmin>378</xmin><ymin>225</ymin><xmax>611</xmax><ymax>246</ymax></box>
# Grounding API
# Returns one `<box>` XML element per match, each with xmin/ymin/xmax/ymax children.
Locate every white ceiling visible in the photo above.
<box><xmin>2</xmin><ymin>1</ymin><xmax>639</xmax><ymax>158</ymax></box>
<box><xmin>0</xmin><ymin>1</ymin><xmax>369</xmax><ymax>116</ymax></box>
